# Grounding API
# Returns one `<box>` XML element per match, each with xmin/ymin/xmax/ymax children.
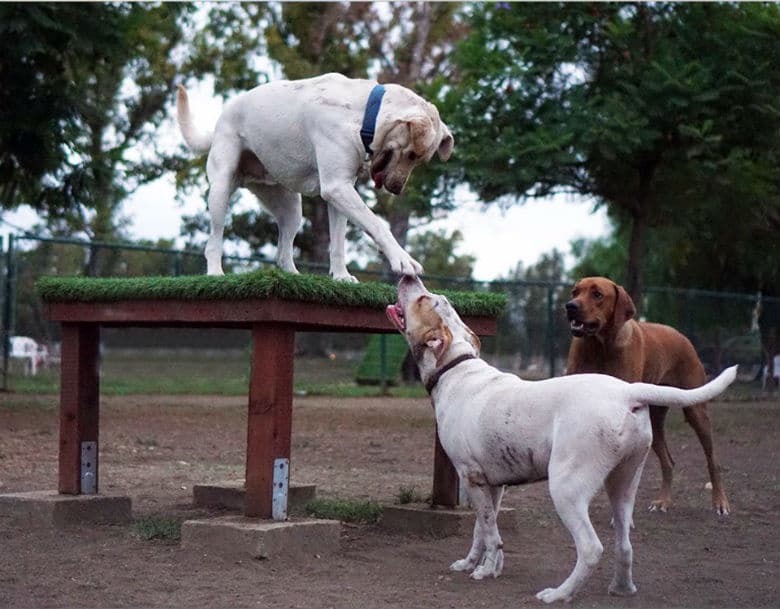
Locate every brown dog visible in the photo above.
<box><xmin>565</xmin><ymin>276</ymin><xmax>730</xmax><ymax>515</ymax></box>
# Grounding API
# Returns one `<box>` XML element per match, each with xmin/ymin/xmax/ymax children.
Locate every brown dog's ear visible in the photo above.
<box><xmin>612</xmin><ymin>283</ymin><xmax>637</xmax><ymax>329</ymax></box>
<box><xmin>424</xmin><ymin>324</ymin><xmax>453</xmax><ymax>367</ymax></box>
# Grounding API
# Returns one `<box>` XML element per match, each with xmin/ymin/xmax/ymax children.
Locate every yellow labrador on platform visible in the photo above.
<box><xmin>386</xmin><ymin>275</ymin><xmax>737</xmax><ymax>603</ymax></box>
<box><xmin>177</xmin><ymin>73</ymin><xmax>453</xmax><ymax>279</ymax></box>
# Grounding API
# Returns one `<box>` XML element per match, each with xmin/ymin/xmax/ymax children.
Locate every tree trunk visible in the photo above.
<box><xmin>625</xmin><ymin>210</ymin><xmax>647</xmax><ymax>315</ymax></box>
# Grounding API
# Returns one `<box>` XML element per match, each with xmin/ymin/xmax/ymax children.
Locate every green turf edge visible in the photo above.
<box><xmin>35</xmin><ymin>268</ymin><xmax>506</xmax><ymax>317</ymax></box>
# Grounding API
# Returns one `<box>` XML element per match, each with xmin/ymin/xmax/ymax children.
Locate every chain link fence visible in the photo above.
<box><xmin>1</xmin><ymin>233</ymin><xmax>774</xmax><ymax>397</ymax></box>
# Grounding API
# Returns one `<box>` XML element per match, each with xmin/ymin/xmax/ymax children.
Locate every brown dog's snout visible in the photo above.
<box><xmin>565</xmin><ymin>300</ymin><xmax>580</xmax><ymax>318</ymax></box>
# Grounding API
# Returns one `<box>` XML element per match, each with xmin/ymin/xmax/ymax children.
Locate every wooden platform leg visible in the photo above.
<box><xmin>432</xmin><ymin>426</ymin><xmax>459</xmax><ymax>507</ymax></box>
<box><xmin>58</xmin><ymin>323</ymin><xmax>100</xmax><ymax>495</ymax></box>
<box><xmin>245</xmin><ymin>323</ymin><xmax>295</xmax><ymax>519</ymax></box>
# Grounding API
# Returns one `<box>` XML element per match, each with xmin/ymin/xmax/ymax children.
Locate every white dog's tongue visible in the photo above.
<box><xmin>373</xmin><ymin>171</ymin><xmax>384</xmax><ymax>189</ymax></box>
<box><xmin>385</xmin><ymin>304</ymin><xmax>405</xmax><ymax>331</ymax></box>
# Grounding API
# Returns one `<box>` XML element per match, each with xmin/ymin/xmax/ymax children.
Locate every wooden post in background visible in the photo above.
<box><xmin>58</xmin><ymin>323</ymin><xmax>100</xmax><ymax>494</ymax></box>
<box><xmin>432</xmin><ymin>427</ymin><xmax>459</xmax><ymax>507</ymax></box>
<box><xmin>245</xmin><ymin>323</ymin><xmax>295</xmax><ymax>518</ymax></box>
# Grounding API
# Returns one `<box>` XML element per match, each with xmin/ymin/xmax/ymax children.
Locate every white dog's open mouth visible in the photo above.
<box><xmin>371</xmin><ymin>150</ymin><xmax>393</xmax><ymax>189</ymax></box>
<box><xmin>385</xmin><ymin>303</ymin><xmax>406</xmax><ymax>331</ymax></box>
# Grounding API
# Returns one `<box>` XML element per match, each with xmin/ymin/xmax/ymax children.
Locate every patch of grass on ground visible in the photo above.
<box><xmin>396</xmin><ymin>486</ymin><xmax>428</xmax><ymax>505</ymax></box>
<box><xmin>304</xmin><ymin>498</ymin><xmax>383</xmax><ymax>524</ymax></box>
<box><xmin>133</xmin><ymin>516</ymin><xmax>181</xmax><ymax>541</ymax></box>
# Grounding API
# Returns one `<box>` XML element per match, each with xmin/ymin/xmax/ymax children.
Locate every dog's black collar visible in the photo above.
<box><xmin>360</xmin><ymin>84</ymin><xmax>385</xmax><ymax>156</ymax></box>
<box><xmin>425</xmin><ymin>354</ymin><xmax>477</xmax><ymax>394</ymax></box>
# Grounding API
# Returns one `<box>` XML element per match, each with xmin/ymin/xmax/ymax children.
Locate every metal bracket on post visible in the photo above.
<box><xmin>271</xmin><ymin>457</ymin><xmax>289</xmax><ymax>521</ymax></box>
<box><xmin>80</xmin><ymin>441</ymin><xmax>97</xmax><ymax>494</ymax></box>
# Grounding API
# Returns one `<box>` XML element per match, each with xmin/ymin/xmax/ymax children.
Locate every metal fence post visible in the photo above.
<box><xmin>2</xmin><ymin>234</ymin><xmax>15</xmax><ymax>391</ymax></box>
<box><xmin>173</xmin><ymin>252</ymin><xmax>183</xmax><ymax>277</ymax></box>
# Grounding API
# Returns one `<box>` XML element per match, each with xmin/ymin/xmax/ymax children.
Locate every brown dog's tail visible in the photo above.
<box><xmin>628</xmin><ymin>365</ymin><xmax>738</xmax><ymax>407</ymax></box>
<box><xmin>176</xmin><ymin>84</ymin><xmax>213</xmax><ymax>153</ymax></box>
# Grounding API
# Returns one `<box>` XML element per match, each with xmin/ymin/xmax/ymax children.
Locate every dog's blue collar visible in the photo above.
<box><xmin>360</xmin><ymin>84</ymin><xmax>385</xmax><ymax>156</ymax></box>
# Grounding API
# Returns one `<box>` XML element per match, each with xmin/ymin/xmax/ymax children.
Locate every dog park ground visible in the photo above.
<box><xmin>1</xmin><ymin>376</ymin><xmax>777</xmax><ymax>608</ymax></box>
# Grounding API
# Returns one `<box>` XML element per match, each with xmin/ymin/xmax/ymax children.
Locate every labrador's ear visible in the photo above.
<box><xmin>612</xmin><ymin>283</ymin><xmax>637</xmax><ymax>329</ymax></box>
<box><xmin>406</xmin><ymin>116</ymin><xmax>436</xmax><ymax>157</ymax></box>
<box><xmin>437</xmin><ymin>124</ymin><xmax>454</xmax><ymax>161</ymax></box>
<box><xmin>425</xmin><ymin>324</ymin><xmax>453</xmax><ymax>367</ymax></box>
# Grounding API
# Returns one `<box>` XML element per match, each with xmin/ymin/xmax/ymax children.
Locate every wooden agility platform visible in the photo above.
<box><xmin>40</xmin><ymin>270</ymin><xmax>501</xmax><ymax>520</ymax></box>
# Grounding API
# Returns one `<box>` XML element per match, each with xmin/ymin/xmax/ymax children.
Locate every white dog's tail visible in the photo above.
<box><xmin>176</xmin><ymin>85</ymin><xmax>213</xmax><ymax>153</ymax></box>
<box><xmin>628</xmin><ymin>365</ymin><xmax>737</xmax><ymax>407</ymax></box>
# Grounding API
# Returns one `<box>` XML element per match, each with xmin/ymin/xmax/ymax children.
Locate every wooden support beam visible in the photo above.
<box><xmin>58</xmin><ymin>323</ymin><xmax>100</xmax><ymax>494</ymax></box>
<box><xmin>432</xmin><ymin>427</ymin><xmax>459</xmax><ymax>507</ymax></box>
<box><xmin>245</xmin><ymin>323</ymin><xmax>295</xmax><ymax>518</ymax></box>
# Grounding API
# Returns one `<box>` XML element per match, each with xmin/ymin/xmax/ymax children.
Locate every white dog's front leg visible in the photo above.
<box><xmin>319</xmin><ymin>180</ymin><xmax>423</xmax><ymax>277</ymax></box>
<box><xmin>450</xmin><ymin>516</ymin><xmax>485</xmax><ymax>573</ymax></box>
<box><xmin>458</xmin><ymin>476</ymin><xmax>504</xmax><ymax>581</ymax></box>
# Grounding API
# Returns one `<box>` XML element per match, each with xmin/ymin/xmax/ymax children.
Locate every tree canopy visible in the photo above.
<box><xmin>446</xmin><ymin>2</ymin><xmax>780</xmax><ymax>301</ymax></box>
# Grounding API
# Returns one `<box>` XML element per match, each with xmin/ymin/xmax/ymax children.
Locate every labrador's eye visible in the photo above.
<box><xmin>594</xmin><ymin>291</ymin><xmax>603</xmax><ymax>299</ymax></box>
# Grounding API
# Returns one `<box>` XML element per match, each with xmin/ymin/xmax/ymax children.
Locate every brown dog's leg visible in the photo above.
<box><xmin>682</xmin><ymin>403</ymin><xmax>730</xmax><ymax>515</ymax></box>
<box><xmin>648</xmin><ymin>406</ymin><xmax>675</xmax><ymax>512</ymax></box>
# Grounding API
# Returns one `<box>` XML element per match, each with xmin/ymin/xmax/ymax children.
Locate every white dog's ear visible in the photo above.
<box><xmin>467</xmin><ymin>329</ymin><xmax>481</xmax><ymax>355</ymax></box>
<box><xmin>407</xmin><ymin>117</ymin><xmax>436</xmax><ymax>157</ymax></box>
<box><xmin>425</xmin><ymin>325</ymin><xmax>453</xmax><ymax>366</ymax></box>
<box><xmin>438</xmin><ymin>124</ymin><xmax>454</xmax><ymax>161</ymax></box>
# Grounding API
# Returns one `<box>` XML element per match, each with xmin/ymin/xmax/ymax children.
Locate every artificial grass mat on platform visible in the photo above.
<box><xmin>36</xmin><ymin>268</ymin><xmax>506</xmax><ymax>317</ymax></box>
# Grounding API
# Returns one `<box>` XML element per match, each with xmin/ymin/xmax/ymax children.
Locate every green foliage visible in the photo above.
<box><xmin>396</xmin><ymin>486</ymin><xmax>427</xmax><ymax>505</ymax></box>
<box><xmin>304</xmin><ymin>497</ymin><xmax>383</xmax><ymax>524</ymax></box>
<box><xmin>133</xmin><ymin>516</ymin><xmax>181</xmax><ymax>541</ymax></box>
<box><xmin>448</xmin><ymin>3</ymin><xmax>780</xmax><ymax>298</ymax></box>
<box><xmin>407</xmin><ymin>229</ymin><xmax>476</xmax><ymax>286</ymax></box>
<box><xmin>35</xmin><ymin>267</ymin><xmax>506</xmax><ymax>317</ymax></box>
<box><xmin>1</xmin><ymin>3</ymin><xmax>199</xmax><ymax>275</ymax></box>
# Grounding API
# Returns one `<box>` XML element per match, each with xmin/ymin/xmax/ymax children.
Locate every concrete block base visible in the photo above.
<box><xmin>0</xmin><ymin>490</ymin><xmax>132</xmax><ymax>526</ymax></box>
<box><xmin>380</xmin><ymin>503</ymin><xmax>517</xmax><ymax>537</ymax></box>
<box><xmin>192</xmin><ymin>480</ymin><xmax>316</xmax><ymax>512</ymax></box>
<box><xmin>181</xmin><ymin>515</ymin><xmax>340</xmax><ymax>559</ymax></box>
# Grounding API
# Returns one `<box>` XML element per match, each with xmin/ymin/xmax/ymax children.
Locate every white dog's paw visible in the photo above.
<box><xmin>535</xmin><ymin>587</ymin><xmax>573</xmax><ymax>604</ymax></box>
<box><xmin>469</xmin><ymin>551</ymin><xmax>503</xmax><ymax>580</ymax></box>
<box><xmin>449</xmin><ymin>558</ymin><xmax>477</xmax><ymax>572</ymax></box>
<box><xmin>387</xmin><ymin>250</ymin><xmax>423</xmax><ymax>277</ymax></box>
<box><xmin>330</xmin><ymin>271</ymin><xmax>359</xmax><ymax>283</ymax></box>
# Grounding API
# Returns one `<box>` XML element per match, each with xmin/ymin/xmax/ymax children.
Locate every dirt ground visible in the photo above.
<box><xmin>0</xmin><ymin>391</ymin><xmax>777</xmax><ymax>608</ymax></box>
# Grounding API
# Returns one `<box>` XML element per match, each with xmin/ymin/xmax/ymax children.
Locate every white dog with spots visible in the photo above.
<box><xmin>176</xmin><ymin>73</ymin><xmax>453</xmax><ymax>279</ymax></box>
<box><xmin>386</xmin><ymin>275</ymin><xmax>737</xmax><ymax>603</ymax></box>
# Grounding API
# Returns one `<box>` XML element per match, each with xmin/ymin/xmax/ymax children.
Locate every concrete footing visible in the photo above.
<box><xmin>192</xmin><ymin>481</ymin><xmax>316</xmax><ymax>512</ymax></box>
<box><xmin>380</xmin><ymin>503</ymin><xmax>517</xmax><ymax>537</ymax></box>
<box><xmin>0</xmin><ymin>490</ymin><xmax>132</xmax><ymax>526</ymax></box>
<box><xmin>181</xmin><ymin>515</ymin><xmax>340</xmax><ymax>559</ymax></box>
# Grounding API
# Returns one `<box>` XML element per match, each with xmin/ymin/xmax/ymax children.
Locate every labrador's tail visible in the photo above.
<box><xmin>176</xmin><ymin>85</ymin><xmax>213</xmax><ymax>153</ymax></box>
<box><xmin>628</xmin><ymin>365</ymin><xmax>737</xmax><ymax>407</ymax></box>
